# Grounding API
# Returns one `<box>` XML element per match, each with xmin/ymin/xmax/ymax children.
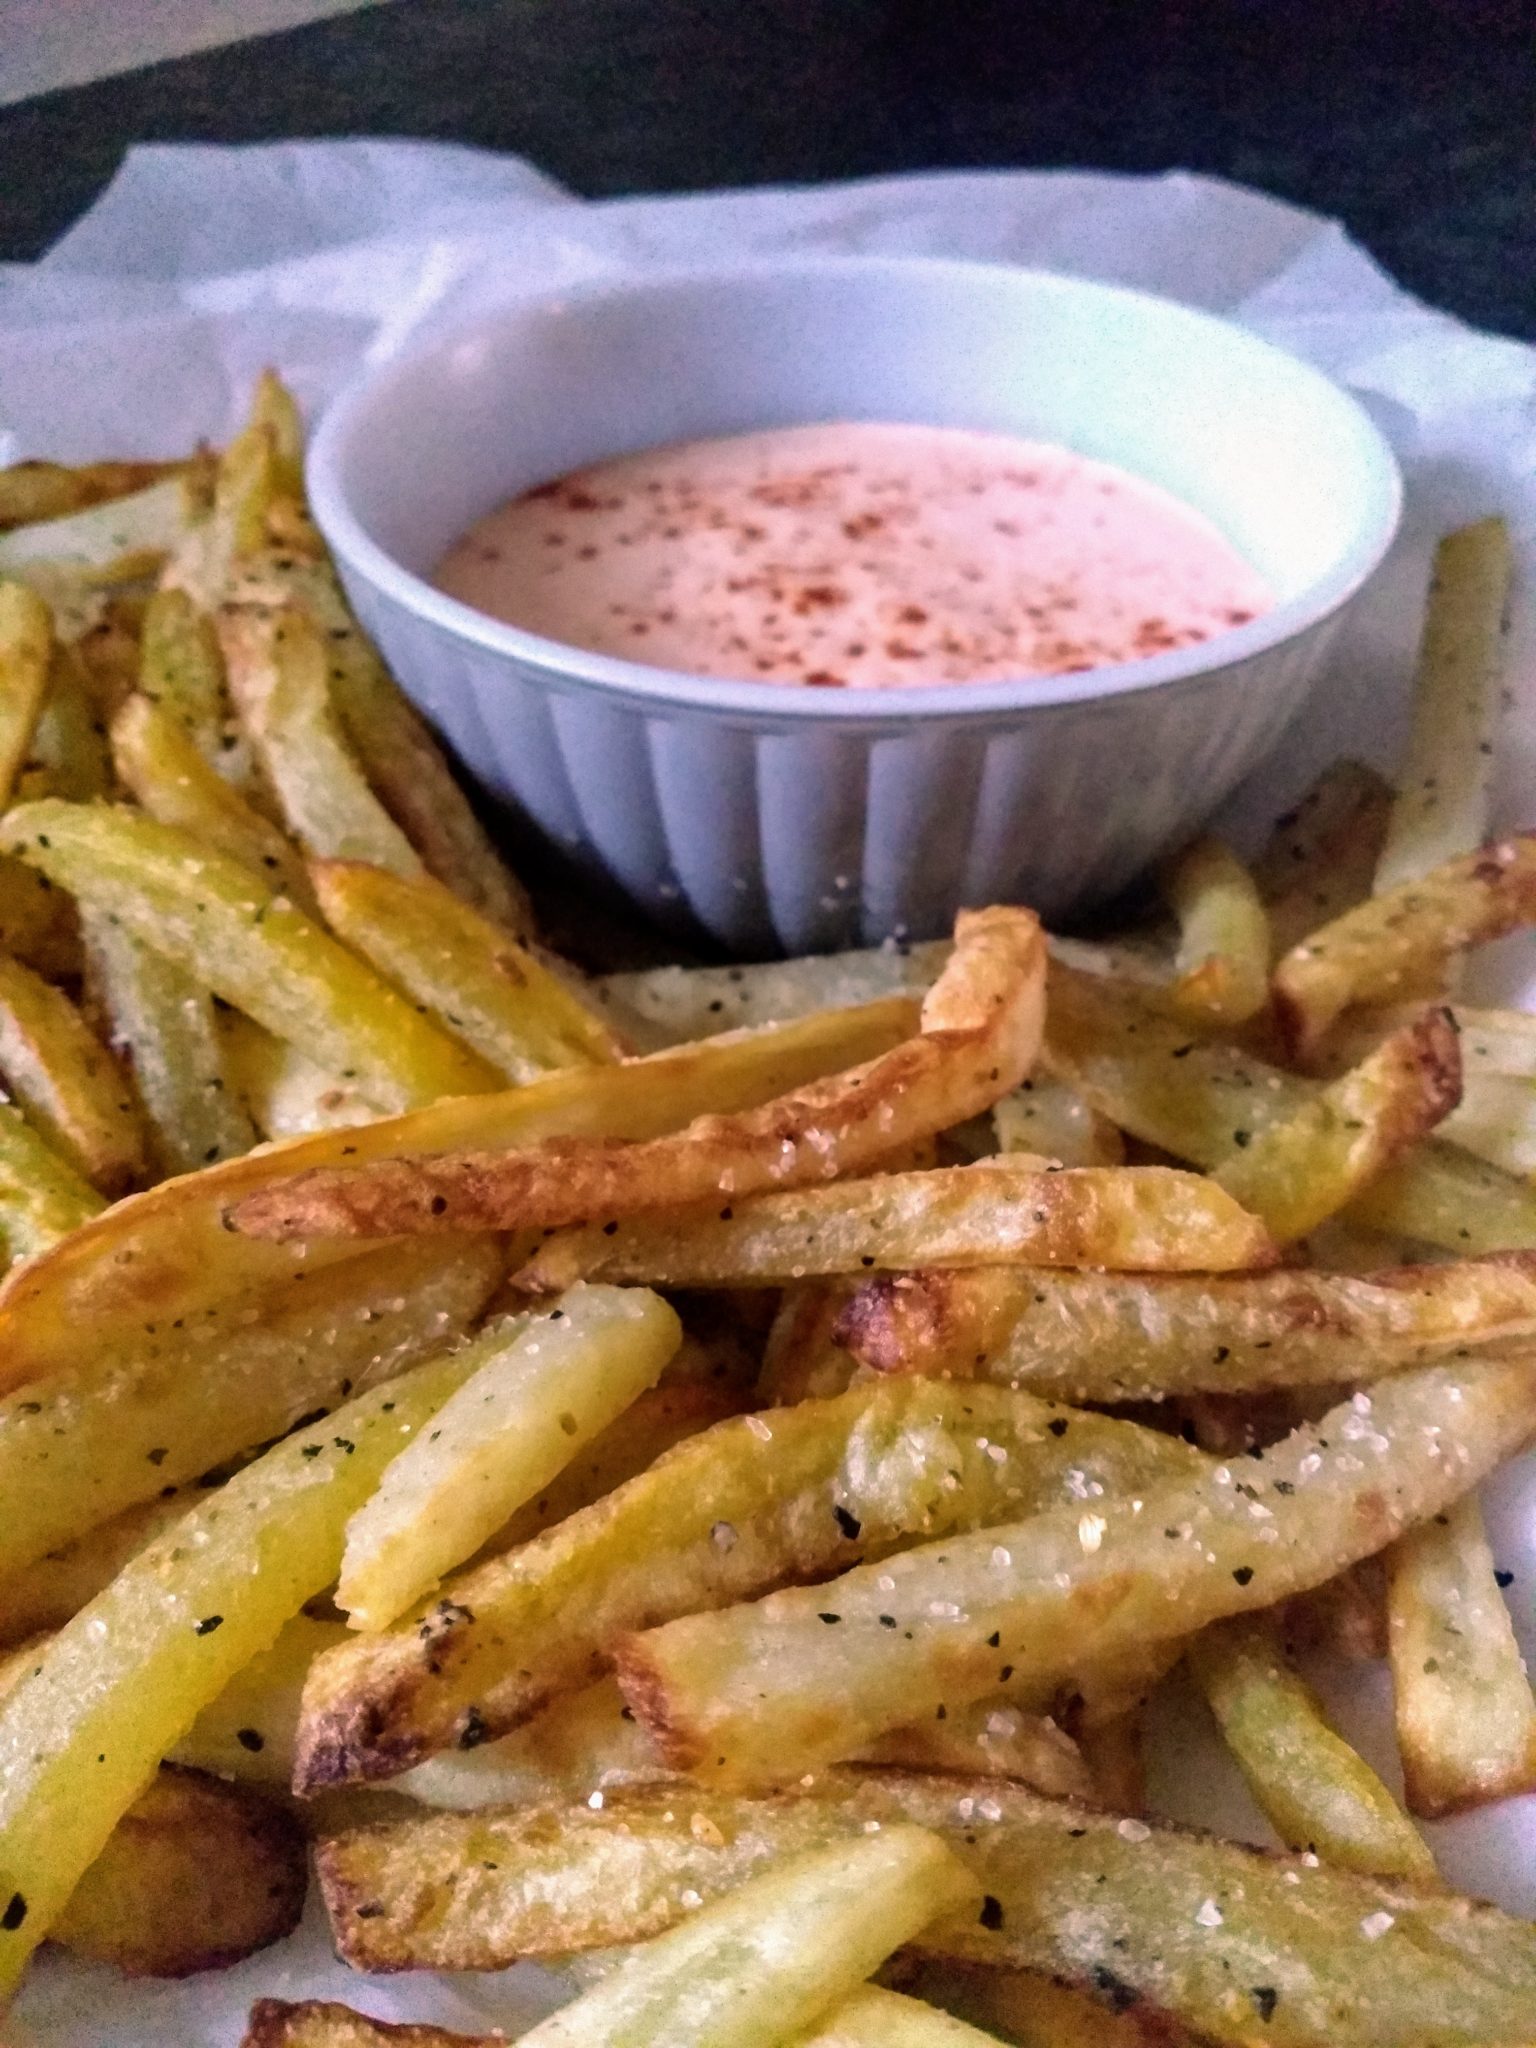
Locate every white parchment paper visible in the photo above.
<box><xmin>4</xmin><ymin>142</ymin><xmax>1536</xmax><ymax>2043</ymax></box>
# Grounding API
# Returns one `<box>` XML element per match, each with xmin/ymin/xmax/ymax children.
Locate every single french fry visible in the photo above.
<box><xmin>833</xmin><ymin>1251</ymin><xmax>1536</xmax><ymax>1400</ymax></box>
<box><xmin>112</xmin><ymin>692</ymin><xmax>311</xmax><ymax>904</ymax></box>
<box><xmin>1160</xmin><ymin>835</ymin><xmax>1271</xmax><ymax>1027</ymax></box>
<box><xmin>0</xmin><ymin>581</ymin><xmax>53</xmax><ymax>810</ymax></box>
<box><xmin>0</xmin><ymin>947</ymin><xmax>150</xmax><ymax>1195</ymax></box>
<box><xmin>0</xmin><ymin>800</ymin><xmax>500</xmax><ymax>1111</ymax></box>
<box><xmin>0</xmin><ymin>1101</ymin><xmax>103</xmax><ymax>1262</ymax></box>
<box><xmin>49</xmin><ymin>1764</ymin><xmax>306</xmax><ymax>1977</ymax></box>
<box><xmin>164</xmin><ymin>406</ymin><xmax>281</xmax><ymax>613</ymax></box>
<box><xmin>83</xmin><ymin>909</ymin><xmax>257</xmax><ymax>1174</ymax></box>
<box><xmin>1387</xmin><ymin>1494</ymin><xmax>1536</xmax><ymax>1817</ymax></box>
<box><xmin>0</xmin><ymin>458</ymin><xmax>184</xmax><ymax>535</ymax></box>
<box><xmin>1376</xmin><ymin>521</ymin><xmax>1511</xmax><ymax>894</ymax></box>
<box><xmin>293</xmin><ymin>1380</ymin><xmax>1206</xmax><ymax>1790</ymax></box>
<box><xmin>515</xmin><ymin>1162</ymin><xmax>1275</xmax><ymax>1295</ymax></box>
<box><xmin>617</xmin><ymin>1357</ymin><xmax>1536</xmax><ymax>1786</ymax></box>
<box><xmin>312</xmin><ymin>859</ymin><xmax>623</xmax><ymax>1081</ymax></box>
<box><xmin>0</xmin><ymin>1235</ymin><xmax>501</xmax><ymax>1582</ymax></box>
<box><xmin>232</xmin><ymin>907</ymin><xmax>1048</xmax><ymax>1241</ymax></box>
<box><xmin>1188</xmin><ymin>1616</ymin><xmax>1435</xmax><ymax>1880</ymax></box>
<box><xmin>0</xmin><ymin>994</ymin><xmax>915</xmax><ymax>1394</ymax></box>
<box><xmin>338</xmin><ymin>1287</ymin><xmax>681</xmax><ymax>1631</ymax></box>
<box><xmin>1210</xmin><ymin>1008</ymin><xmax>1460</xmax><ymax>1242</ymax></box>
<box><xmin>1252</xmin><ymin>759</ymin><xmax>1395</xmax><ymax>956</ymax></box>
<box><xmin>315</xmin><ymin>1769</ymin><xmax>1536</xmax><ymax>2044</ymax></box>
<box><xmin>0</xmin><ymin>1335</ymin><xmax>497</xmax><ymax>1995</ymax></box>
<box><xmin>138</xmin><ymin>583</ymin><xmax>237</xmax><ymax>767</ymax></box>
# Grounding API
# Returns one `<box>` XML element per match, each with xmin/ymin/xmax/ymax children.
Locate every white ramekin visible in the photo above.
<box><xmin>308</xmin><ymin>257</ymin><xmax>1401</xmax><ymax>955</ymax></box>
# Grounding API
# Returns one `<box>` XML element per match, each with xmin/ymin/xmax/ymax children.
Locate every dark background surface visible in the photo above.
<box><xmin>0</xmin><ymin>0</ymin><xmax>1532</xmax><ymax>335</ymax></box>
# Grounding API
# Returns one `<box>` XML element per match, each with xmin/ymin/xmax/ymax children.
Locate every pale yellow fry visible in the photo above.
<box><xmin>0</xmin><ymin>581</ymin><xmax>52</xmax><ymax>809</ymax></box>
<box><xmin>1188</xmin><ymin>1616</ymin><xmax>1435</xmax><ymax>1881</ymax></box>
<box><xmin>249</xmin><ymin>368</ymin><xmax>306</xmax><ymax>500</ymax></box>
<box><xmin>83</xmin><ymin>909</ymin><xmax>257</xmax><ymax>1175</ymax></box>
<box><xmin>0</xmin><ymin>1341</ymin><xmax>489</xmax><ymax>1996</ymax></box>
<box><xmin>0</xmin><ymin>476</ymin><xmax>192</xmax><ymax>583</ymax></box>
<box><xmin>617</xmin><ymin>1357</ymin><xmax>1536</xmax><ymax>1785</ymax></box>
<box><xmin>312</xmin><ymin>859</ymin><xmax>622</xmax><ymax>1081</ymax></box>
<box><xmin>138</xmin><ymin>583</ymin><xmax>238</xmax><ymax>769</ymax></box>
<box><xmin>164</xmin><ymin>409</ymin><xmax>280</xmax><ymax>613</ymax></box>
<box><xmin>219</xmin><ymin>1010</ymin><xmax>378</xmax><ymax>1139</ymax></box>
<box><xmin>0</xmin><ymin>458</ymin><xmax>183</xmax><ymax>535</ymax></box>
<box><xmin>597</xmin><ymin>941</ymin><xmax>950</xmax><ymax>1049</ymax></box>
<box><xmin>0</xmin><ymin>1100</ymin><xmax>103</xmax><ymax>1262</ymax></box>
<box><xmin>1211</xmin><ymin>1008</ymin><xmax>1461</xmax><ymax>1243</ymax></box>
<box><xmin>1387</xmin><ymin>1493</ymin><xmax>1536</xmax><ymax>1817</ymax></box>
<box><xmin>339</xmin><ymin>1286</ymin><xmax>681</xmax><ymax>1631</ymax></box>
<box><xmin>1376</xmin><ymin>520</ymin><xmax>1511</xmax><ymax>894</ymax></box>
<box><xmin>1161</xmin><ymin>835</ymin><xmax>1271</xmax><ymax>1027</ymax></box>
<box><xmin>0</xmin><ymin>947</ymin><xmax>149</xmax><ymax>1195</ymax></box>
<box><xmin>0</xmin><ymin>800</ymin><xmax>498</xmax><ymax>1112</ymax></box>
<box><xmin>516</xmin><ymin>1827</ymin><xmax>980</xmax><ymax>2048</ymax></box>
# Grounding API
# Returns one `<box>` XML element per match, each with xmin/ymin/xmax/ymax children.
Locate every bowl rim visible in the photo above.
<box><xmin>307</xmin><ymin>252</ymin><xmax>1403</xmax><ymax>724</ymax></box>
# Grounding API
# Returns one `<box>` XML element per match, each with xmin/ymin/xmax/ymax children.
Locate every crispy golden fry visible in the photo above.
<box><xmin>992</xmin><ymin>1073</ymin><xmax>1123</xmax><ymax>1166</ymax></box>
<box><xmin>338</xmin><ymin>1288</ymin><xmax>681</xmax><ymax>1632</ymax></box>
<box><xmin>1046</xmin><ymin>963</ymin><xmax>1536</xmax><ymax>1253</ymax></box>
<box><xmin>0</xmin><ymin>458</ymin><xmax>184</xmax><ymax>535</ymax></box>
<box><xmin>112</xmin><ymin>692</ymin><xmax>312</xmax><ymax>904</ymax></box>
<box><xmin>1376</xmin><ymin>521</ymin><xmax>1510</xmax><ymax>894</ymax></box>
<box><xmin>618</xmin><ymin>1358</ymin><xmax>1536</xmax><ymax>1785</ymax></box>
<box><xmin>1253</xmin><ymin>761</ymin><xmax>1395</xmax><ymax>956</ymax></box>
<box><xmin>0</xmin><ymin>1236</ymin><xmax>501</xmax><ymax>1581</ymax></box>
<box><xmin>757</xmin><ymin>1283</ymin><xmax>865</xmax><ymax>1403</ymax></box>
<box><xmin>0</xmin><ymin>1101</ymin><xmax>103</xmax><ymax>1262</ymax></box>
<box><xmin>242</xmin><ymin>2006</ymin><xmax>499</xmax><ymax>2048</ymax></box>
<box><xmin>293</xmin><ymin>1381</ymin><xmax>1205</xmax><ymax>1790</ymax></box>
<box><xmin>833</xmin><ymin>1251</ymin><xmax>1536</xmax><ymax>1401</ymax></box>
<box><xmin>1210</xmin><ymin>1008</ymin><xmax>1461</xmax><ymax>1242</ymax></box>
<box><xmin>221</xmin><ymin>605</ymin><xmax>423</xmax><ymax>874</ymax></box>
<box><xmin>516</xmin><ymin>1827</ymin><xmax>980</xmax><ymax>2048</ymax></box>
<box><xmin>233</xmin><ymin>907</ymin><xmax>1047</xmax><ymax>1241</ymax></box>
<box><xmin>0</xmin><ymin>1493</ymin><xmax>189</xmax><ymax>1648</ymax></box>
<box><xmin>175</xmin><ymin>1614</ymin><xmax>348</xmax><ymax>1790</ymax></box>
<box><xmin>1</xmin><ymin>800</ymin><xmax>500</xmax><ymax>1111</ymax></box>
<box><xmin>1387</xmin><ymin>1494</ymin><xmax>1536</xmax><ymax>1817</ymax></box>
<box><xmin>0</xmin><ymin>995</ymin><xmax>914</xmax><ymax>1392</ymax></box>
<box><xmin>316</xmin><ymin>1769</ymin><xmax>1536</xmax><ymax>2045</ymax></box>
<box><xmin>311</xmin><ymin>860</ymin><xmax>623</xmax><ymax>1082</ymax></box>
<box><xmin>595</xmin><ymin>942</ymin><xmax>951</xmax><ymax>1050</ymax></box>
<box><xmin>0</xmin><ymin>581</ymin><xmax>53</xmax><ymax>810</ymax></box>
<box><xmin>1273</xmin><ymin>834</ymin><xmax>1536</xmax><ymax>1057</ymax></box>
<box><xmin>49</xmin><ymin>1764</ymin><xmax>306</xmax><ymax>1977</ymax></box>
<box><xmin>139</xmin><ymin>584</ymin><xmax>238</xmax><ymax>768</ymax></box>
<box><xmin>516</xmin><ymin>1163</ymin><xmax>1275</xmax><ymax>1296</ymax></box>
<box><xmin>0</xmin><ymin>1337</ymin><xmax>492</xmax><ymax>1994</ymax></box>
<box><xmin>224</xmin><ymin>539</ymin><xmax>535</xmax><ymax>934</ymax></box>
<box><xmin>1160</xmin><ymin>835</ymin><xmax>1271</xmax><ymax>1027</ymax></box>
<box><xmin>219</xmin><ymin>1012</ymin><xmax>378</xmax><ymax>1139</ymax></box>
<box><xmin>0</xmin><ymin>947</ymin><xmax>149</xmax><ymax>1195</ymax></box>
<box><xmin>1188</xmin><ymin>1616</ymin><xmax>1435</xmax><ymax>1881</ymax></box>
<box><xmin>83</xmin><ymin>910</ymin><xmax>257</xmax><ymax>1174</ymax></box>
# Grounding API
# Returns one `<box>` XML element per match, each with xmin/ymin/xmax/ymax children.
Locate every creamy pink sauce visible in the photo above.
<box><xmin>435</xmin><ymin>421</ymin><xmax>1271</xmax><ymax>688</ymax></box>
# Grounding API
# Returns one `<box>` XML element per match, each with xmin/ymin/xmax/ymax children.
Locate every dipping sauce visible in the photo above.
<box><xmin>435</xmin><ymin>421</ymin><xmax>1271</xmax><ymax>688</ymax></box>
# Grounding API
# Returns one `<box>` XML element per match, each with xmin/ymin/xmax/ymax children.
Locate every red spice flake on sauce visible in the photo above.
<box><xmin>436</xmin><ymin>421</ymin><xmax>1271</xmax><ymax>688</ymax></box>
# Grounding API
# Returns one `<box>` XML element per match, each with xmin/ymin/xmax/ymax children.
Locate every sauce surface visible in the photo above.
<box><xmin>436</xmin><ymin>422</ymin><xmax>1271</xmax><ymax>688</ymax></box>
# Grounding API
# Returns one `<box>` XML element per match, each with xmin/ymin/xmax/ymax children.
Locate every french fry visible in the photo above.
<box><xmin>992</xmin><ymin>1073</ymin><xmax>1124</xmax><ymax>1165</ymax></box>
<box><xmin>1375</xmin><ymin>521</ymin><xmax>1510</xmax><ymax>894</ymax></box>
<box><xmin>311</xmin><ymin>860</ymin><xmax>623</xmax><ymax>1082</ymax></box>
<box><xmin>0</xmin><ymin>1335</ymin><xmax>495</xmax><ymax>1995</ymax></box>
<box><xmin>16</xmin><ymin>640</ymin><xmax>112</xmax><ymax>802</ymax></box>
<box><xmin>219</xmin><ymin>1011</ymin><xmax>378</xmax><ymax>1138</ymax></box>
<box><xmin>0</xmin><ymin>1101</ymin><xmax>103</xmax><ymax>1262</ymax></box>
<box><xmin>49</xmin><ymin>1764</ymin><xmax>306</xmax><ymax>1976</ymax></box>
<box><xmin>316</xmin><ymin>1769</ymin><xmax>1536</xmax><ymax>2044</ymax></box>
<box><xmin>515</xmin><ymin>1163</ymin><xmax>1275</xmax><ymax>1295</ymax></box>
<box><xmin>833</xmin><ymin>1252</ymin><xmax>1536</xmax><ymax>1401</ymax></box>
<box><xmin>174</xmin><ymin>1614</ymin><xmax>349</xmax><ymax>1791</ymax></box>
<box><xmin>1252</xmin><ymin>759</ymin><xmax>1394</xmax><ymax>955</ymax></box>
<box><xmin>1187</xmin><ymin>1616</ymin><xmax>1435</xmax><ymax>1881</ymax></box>
<box><xmin>0</xmin><ymin>948</ymin><xmax>149</xmax><ymax>1195</ymax></box>
<box><xmin>595</xmin><ymin>942</ymin><xmax>951</xmax><ymax>1050</ymax></box>
<box><xmin>0</xmin><ymin>1492</ymin><xmax>189</xmax><ymax>1648</ymax></box>
<box><xmin>1272</xmin><ymin>834</ymin><xmax>1536</xmax><ymax>1058</ymax></box>
<box><xmin>1160</xmin><ymin>835</ymin><xmax>1271</xmax><ymax>1027</ymax></box>
<box><xmin>138</xmin><ymin>584</ymin><xmax>239</xmax><ymax>769</ymax></box>
<box><xmin>617</xmin><ymin>1357</ymin><xmax>1536</xmax><ymax>1786</ymax></box>
<box><xmin>0</xmin><ymin>475</ymin><xmax>193</xmax><ymax>582</ymax></box>
<box><xmin>338</xmin><ymin>1287</ymin><xmax>682</xmax><ymax>1632</ymax></box>
<box><xmin>0</xmin><ymin>581</ymin><xmax>53</xmax><ymax>809</ymax></box>
<box><xmin>83</xmin><ymin>910</ymin><xmax>258</xmax><ymax>1174</ymax></box>
<box><xmin>0</xmin><ymin>1235</ymin><xmax>501</xmax><ymax>1582</ymax></box>
<box><xmin>0</xmin><ymin>800</ymin><xmax>501</xmax><ymax>1111</ymax></box>
<box><xmin>1046</xmin><ymin>963</ymin><xmax>1536</xmax><ymax>1253</ymax></box>
<box><xmin>514</xmin><ymin>1827</ymin><xmax>980</xmax><ymax>2048</ymax></box>
<box><xmin>221</xmin><ymin>606</ymin><xmax>423</xmax><ymax>874</ymax></box>
<box><xmin>242</xmin><ymin>2007</ymin><xmax>500</xmax><ymax>2048</ymax></box>
<box><xmin>1209</xmin><ymin>1009</ymin><xmax>1461</xmax><ymax>1242</ymax></box>
<box><xmin>293</xmin><ymin>1380</ymin><xmax>1206</xmax><ymax>1790</ymax></box>
<box><xmin>112</xmin><ymin>692</ymin><xmax>312</xmax><ymax>905</ymax></box>
<box><xmin>0</xmin><ymin>995</ymin><xmax>915</xmax><ymax>1393</ymax></box>
<box><xmin>1387</xmin><ymin>1494</ymin><xmax>1536</xmax><ymax>1817</ymax></box>
<box><xmin>0</xmin><ymin>458</ymin><xmax>184</xmax><ymax>535</ymax></box>
<box><xmin>1441</xmin><ymin>1069</ymin><xmax>1536</xmax><ymax>1175</ymax></box>
<box><xmin>232</xmin><ymin>907</ymin><xmax>1047</xmax><ymax>1241</ymax></box>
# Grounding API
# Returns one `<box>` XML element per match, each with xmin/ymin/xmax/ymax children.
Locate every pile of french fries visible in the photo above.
<box><xmin>0</xmin><ymin>388</ymin><xmax>1535</xmax><ymax>2047</ymax></box>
